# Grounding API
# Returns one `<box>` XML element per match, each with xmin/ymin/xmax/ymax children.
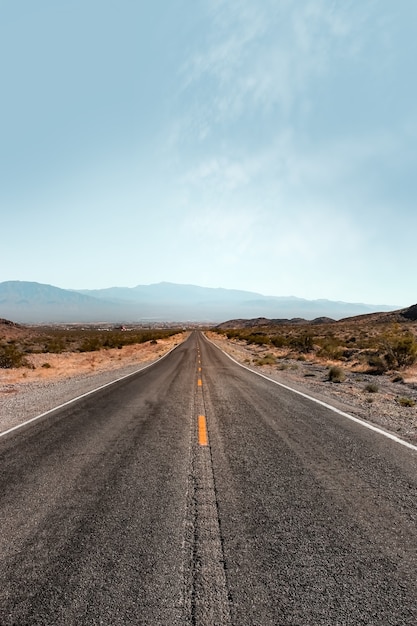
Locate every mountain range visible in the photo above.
<box><xmin>0</xmin><ymin>280</ymin><xmax>401</xmax><ymax>324</ymax></box>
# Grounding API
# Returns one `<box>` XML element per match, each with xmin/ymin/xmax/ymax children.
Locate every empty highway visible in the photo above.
<box><xmin>0</xmin><ymin>332</ymin><xmax>416</xmax><ymax>625</ymax></box>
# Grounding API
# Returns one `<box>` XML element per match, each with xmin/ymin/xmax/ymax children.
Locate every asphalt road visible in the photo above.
<box><xmin>0</xmin><ymin>332</ymin><xmax>416</xmax><ymax>625</ymax></box>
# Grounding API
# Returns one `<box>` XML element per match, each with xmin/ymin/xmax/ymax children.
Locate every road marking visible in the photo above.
<box><xmin>204</xmin><ymin>335</ymin><xmax>417</xmax><ymax>453</ymax></box>
<box><xmin>0</xmin><ymin>343</ymin><xmax>181</xmax><ymax>440</ymax></box>
<box><xmin>198</xmin><ymin>367</ymin><xmax>202</xmax><ymax>372</ymax></box>
<box><xmin>198</xmin><ymin>378</ymin><xmax>202</xmax><ymax>386</ymax></box>
<box><xmin>186</xmin><ymin>414</ymin><xmax>232</xmax><ymax>623</ymax></box>
<box><xmin>198</xmin><ymin>415</ymin><xmax>208</xmax><ymax>446</ymax></box>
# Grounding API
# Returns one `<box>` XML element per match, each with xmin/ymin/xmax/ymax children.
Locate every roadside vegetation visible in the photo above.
<box><xmin>213</xmin><ymin>320</ymin><xmax>417</xmax><ymax>376</ymax></box>
<box><xmin>0</xmin><ymin>326</ymin><xmax>182</xmax><ymax>369</ymax></box>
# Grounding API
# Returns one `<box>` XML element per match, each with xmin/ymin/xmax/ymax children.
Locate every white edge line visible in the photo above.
<box><xmin>203</xmin><ymin>334</ymin><xmax>417</xmax><ymax>453</ymax></box>
<box><xmin>0</xmin><ymin>343</ymin><xmax>180</xmax><ymax>439</ymax></box>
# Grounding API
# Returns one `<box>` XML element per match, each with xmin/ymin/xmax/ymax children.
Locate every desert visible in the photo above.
<box><xmin>1</xmin><ymin>308</ymin><xmax>417</xmax><ymax>445</ymax></box>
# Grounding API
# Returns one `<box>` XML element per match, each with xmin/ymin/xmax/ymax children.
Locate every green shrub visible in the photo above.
<box><xmin>396</xmin><ymin>396</ymin><xmax>416</xmax><ymax>408</ymax></box>
<box><xmin>270</xmin><ymin>335</ymin><xmax>287</xmax><ymax>348</ymax></box>
<box><xmin>43</xmin><ymin>338</ymin><xmax>67</xmax><ymax>353</ymax></box>
<box><xmin>385</xmin><ymin>333</ymin><xmax>417</xmax><ymax>368</ymax></box>
<box><xmin>328</xmin><ymin>365</ymin><xmax>345</xmax><ymax>383</ymax></box>
<box><xmin>364</xmin><ymin>382</ymin><xmax>379</xmax><ymax>393</ymax></box>
<box><xmin>255</xmin><ymin>354</ymin><xmax>276</xmax><ymax>366</ymax></box>
<box><xmin>246</xmin><ymin>333</ymin><xmax>270</xmax><ymax>346</ymax></box>
<box><xmin>366</xmin><ymin>354</ymin><xmax>388</xmax><ymax>374</ymax></box>
<box><xmin>0</xmin><ymin>343</ymin><xmax>29</xmax><ymax>368</ymax></box>
<box><xmin>79</xmin><ymin>336</ymin><xmax>103</xmax><ymax>352</ymax></box>
<box><xmin>318</xmin><ymin>340</ymin><xmax>343</xmax><ymax>360</ymax></box>
<box><xmin>289</xmin><ymin>334</ymin><xmax>315</xmax><ymax>353</ymax></box>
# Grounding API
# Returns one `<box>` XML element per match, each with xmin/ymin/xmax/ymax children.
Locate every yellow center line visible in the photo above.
<box><xmin>198</xmin><ymin>378</ymin><xmax>202</xmax><ymax>386</ymax></box>
<box><xmin>198</xmin><ymin>415</ymin><xmax>208</xmax><ymax>446</ymax></box>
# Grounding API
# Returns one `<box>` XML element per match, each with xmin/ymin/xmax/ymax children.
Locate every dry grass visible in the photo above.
<box><xmin>0</xmin><ymin>333</ymin><xmax>184</xmax><ymax>387</ymax></box>
<box><xmin>214</xmin><ymin>318</ymin><xmax>417</xmax><ymax>382</ymax></box>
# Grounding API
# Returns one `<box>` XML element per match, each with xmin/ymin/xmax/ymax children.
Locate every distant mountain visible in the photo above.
<box><xmin>0</xmin><ymin>281</ymin><xmax>131</xmax><ymax>323</ymax></box>
<box><xmin>0</xmin><ymin>280</ymin><xmax>401</xmax><ymax>323</ymax></box>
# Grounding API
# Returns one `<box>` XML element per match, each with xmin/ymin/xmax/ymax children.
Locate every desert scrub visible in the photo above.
<box><xmin>396</xmin><ymin>396</ymin><xmax>416</xmax><ymax>408</ymax></box>
<box><xmin>328</xmin><ymin>365</ymin><xmax>346</xmax><ymax>383</ymax></box>
<box><xmin>255</xmin><ymin>354</ymin><xmax>276</xmax><ymax>366</ymax></box>
<box><xmin>364</xmin><ymin>382</ymin><xmax>379</xmax><ymax>393</ymax></box>
<box><xmin>270</xmin><ymin>335</ymin><xmax>287</xmax><ymax>348</ymax></box>
<box><xmin>317</xmin><ymin>339</ymin><xmax>343</xmax><ymax>360</ymax></box>
<box><xmin>366</xmin><ymin>354</ymin><xmax>388</xmax><ymax>374</ymax></box>
<box><xmin>246</xmin><ymin>333</ymin><xmax>270</xmax><ymax>346</ymax></box>
<box><xmin>385</xmin><ymin>333</ymin><xmax>417</xmax><ymax>368</ymax></box>
<box><xmin>0</xmin><ymin>343</ymin><xmax>30</xmax><ymax>368</ymax></box>
<box><xmin>289</xmin><ymin>333</ymin><xmax>315</xmax><ymax>353</ymax></box>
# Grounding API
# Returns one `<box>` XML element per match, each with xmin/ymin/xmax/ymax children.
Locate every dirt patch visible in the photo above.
<box><xmin>0</xmin><ymin>334</ymin><xmax>184</xmax><ymax>389</ymax></box>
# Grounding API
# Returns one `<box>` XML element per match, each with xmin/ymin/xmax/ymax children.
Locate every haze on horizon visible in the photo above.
<box><xmin>1</xmin><ymin>1</ymin><xmax>416</xmax><ymax>308</ymax></box>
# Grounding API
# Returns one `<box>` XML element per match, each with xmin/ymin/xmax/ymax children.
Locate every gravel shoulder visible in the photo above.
<box><xmin>206</xmin><ymin>332</ymin><xmax>417</xmax><ymax>446</ymax></box>
<box><xmin>0</xmin><ymin>335</ymin><xmax>185</xmax><ymax>433</ymax></box>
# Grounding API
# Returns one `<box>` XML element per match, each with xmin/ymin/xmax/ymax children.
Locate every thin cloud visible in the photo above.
<box><xmin>180</xmin><ymin>0</ymin><xmax>365</xmax><ymax>126</ymax></box>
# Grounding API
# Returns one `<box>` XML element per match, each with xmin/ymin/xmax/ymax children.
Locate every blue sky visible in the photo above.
<box><xmin>1</xmin><ymin>0</ymin><xmax>416</xmax><ymax>306</ymax></box>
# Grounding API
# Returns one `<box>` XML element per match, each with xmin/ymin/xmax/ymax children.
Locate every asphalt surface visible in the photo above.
<box><xmin>0</xmin><ymin>332</ymin><xmax>416</xmax><ymax>625</ymax></box>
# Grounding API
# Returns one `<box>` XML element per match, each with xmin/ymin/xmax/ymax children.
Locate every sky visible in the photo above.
<box><xmin>1</xmin><ymin>0</ymin><xmax>416</xmax><ymax>306</ymax></box>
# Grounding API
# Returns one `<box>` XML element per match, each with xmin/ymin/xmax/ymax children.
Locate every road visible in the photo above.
<box><xmin>0</xmin><ymin>331</ymin><xmax>416</xmax><ymax>625</ymax></box>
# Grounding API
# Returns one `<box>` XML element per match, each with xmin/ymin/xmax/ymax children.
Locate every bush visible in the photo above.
<box><xmin>0</xmin><ymin>343</ymin><xmax>29</xmax><ymax>368</ymax></box>
<box><xmin>290</xmin><ymin>334</ymin><xmax>315</xmax><ymax>353</ymax></box>
<box><xmin>255</xmin><ymin>354</ymin><xmax>276</xmax><ymax>366</ymax></box>
<box><xmin>270</xmin><ymin>335</ymin><xmax>287</xmax><ymax>348</ymax></box>
<box><xmin>364</xmin><ymin>382</ymin><xmax>379</xmax><ymax>393</ymax></box>
<box><xmin>385</xmin><ymin>333</ymin><xmax>417</xmax><ymax>368</ymax></box>
<box><xmin>328</xmin><ymin>366</ymin><xmax>345</xmax><ymax>383</ymax></box>
<box><xmin>78</xmin><ymin>336</ymin><xmax>103</xmax><ymax>352</ymax></box>
<box><xmin>396</xmin><ymin>396</ymin><xmax>416</xmax><ymax>408</ymax></box>
<box><xmin>246</xmin><ymin>333</ymin><xmax>270</xmax><ymax>346</ymax></box>
<box><xmin>366</xmin><ymin>354</ymin><xmax>388</xmax><ymax>374</ymax></box>
<box><xmin>318</xmin><ymin>340</ymin><xmax>343</xmax><ymax>360</ymax></box>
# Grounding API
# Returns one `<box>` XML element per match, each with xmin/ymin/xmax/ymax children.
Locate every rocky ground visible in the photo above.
<box><xmin>206</xmin><ymin>332</ymin><xmax>417</xmax><ymax>446</ymax></box>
